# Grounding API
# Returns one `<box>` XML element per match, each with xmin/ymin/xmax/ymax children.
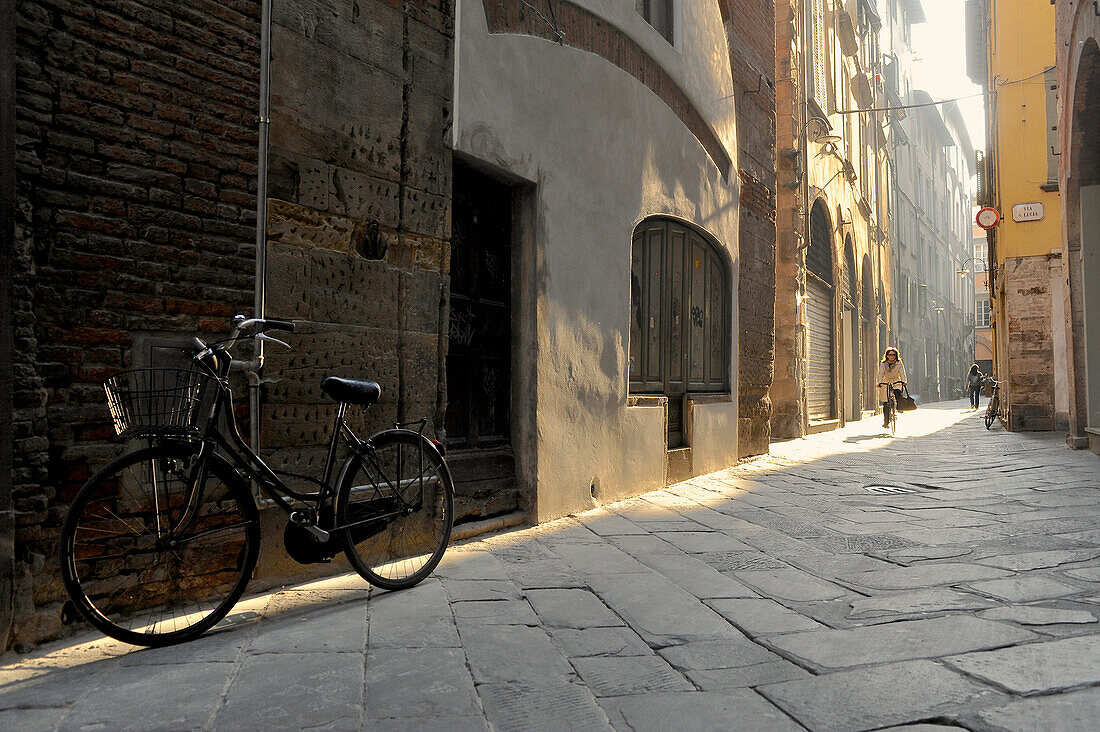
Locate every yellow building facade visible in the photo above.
<box><xmin>968</xmin><ymin>0</ymin><xmax>1066</xmax><ymax>430</ymax></box>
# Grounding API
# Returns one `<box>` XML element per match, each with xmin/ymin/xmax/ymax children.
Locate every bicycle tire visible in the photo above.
<box><xmin>985</xmin><ymin>397</ymin><xmax>998</xmax><ymax>429</ymax></box>
<box><xmin>336</xmin><ymin>430</ymin><xmax>454</xmax><ymax>591</ymax></box>
<box><xmin>59</xmin><ymin>444</ymin><xmax>260</xmax><ymax>646</ymax></box>
<box><xmin>890</xmin><ymin>400</ymin><xmax>897</xmax><ymax>436</ymax></box>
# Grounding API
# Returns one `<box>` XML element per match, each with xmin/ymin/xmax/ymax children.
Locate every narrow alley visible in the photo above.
<box><xmin>1</xmin><ymin>402</ymin><xmax>1098</xmax><ymax>731</ymax></box>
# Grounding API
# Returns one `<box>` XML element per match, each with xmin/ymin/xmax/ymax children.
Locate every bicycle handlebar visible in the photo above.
<box><xmin>878</xmin><ymin>381</ymin><xmax>906</xmax><ymax>387</ymax></box>
<box><xmin>194</xmin><ymin>316</ymin><xmax>297</xmax><ymax>365</ymax></box>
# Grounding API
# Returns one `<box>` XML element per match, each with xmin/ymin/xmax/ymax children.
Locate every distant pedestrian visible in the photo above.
<box><xmin>966</xmin><ymin>363</ymin><xmax>984</xmax><ymax>410</ymax></box>
<box><xmin>876</xmin><ymin>347</ymin><xmax>908</xmax><ymax>428</ymax></box>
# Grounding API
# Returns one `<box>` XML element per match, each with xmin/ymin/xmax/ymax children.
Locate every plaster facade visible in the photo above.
<box><xmin>969</xmin><ymin>0</ymin><xmax>1064</xmax><ymax>432</ymax></box>
<box><xmin>454</xmin><ymin>0</ymin><xmax>741</xmax><ymax>522</ymax></box>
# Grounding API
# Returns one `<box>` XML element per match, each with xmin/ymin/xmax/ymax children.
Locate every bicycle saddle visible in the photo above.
<box><xmin>321</xmin><ymin>376</ymin><xmax>381</xmax><ymax>406</ymax></box>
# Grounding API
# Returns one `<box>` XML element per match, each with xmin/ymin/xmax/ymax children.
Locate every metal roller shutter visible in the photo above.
<box><xmin>807</xmin><ymin>278</ymin><xmax>835</xmax><ymax>420</ymax></box>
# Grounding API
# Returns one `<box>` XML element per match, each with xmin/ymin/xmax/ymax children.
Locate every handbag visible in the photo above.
<box><xmin>896</xmin><ymin>385</ymin><xmax>917</xmax><ymax>412</ymax></box>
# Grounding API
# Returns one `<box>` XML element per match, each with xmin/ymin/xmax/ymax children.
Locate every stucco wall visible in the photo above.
<box><xmin>454</xmin><ymin>0</ymin><xmax>740</xmax><ymax>521</ymax></box>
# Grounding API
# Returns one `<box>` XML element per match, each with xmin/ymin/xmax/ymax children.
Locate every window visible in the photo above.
<box><xmin>976</xmin><ymin>298</ymin><xmax>991</xmax><ymax>328</ymax></box>
<box><xmin>637</xmin><ymin>0</ymin><xmax>673</xmax><ymax>44</ymax></box>
<box><xmin>629</xmin><ymin>218</ymin><xmax>730</xmax><ymax>395</ymax></box>
<box><xmin>810</xmin><ymin>0</ymin><xmax>829</xmax><ymax>111</ymax></box>
<box><xmin>973</xmin><ymin>242</ymin><xmax>987</xmax><ymax>271</ymax></box>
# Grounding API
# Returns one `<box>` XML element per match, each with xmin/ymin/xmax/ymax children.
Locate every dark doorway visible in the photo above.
<box><xmin>446</xmin><ymin>161</ymin><xmax>517</xmax><ymax>520</ymax></box>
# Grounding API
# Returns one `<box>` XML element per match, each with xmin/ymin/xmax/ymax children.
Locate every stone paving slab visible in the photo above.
<box><xmin>967</xmin><ymin>575</ymin><xmax>1084</xmax><ymax>602</ymax></box>
<box><xmin>458</xmin><ymin>624</ymin><xmax>574</xmax><ymax>685</ymax></box>
<box><xmin>452</xmin><ymin>599</ymin><xmax>540</xmax><ymax>626</ymax></box>
<box><xmin>366</xmin><ymin>581</ymin><xmax>460</xmax><ymax>648</ymax></box>
<box><xmin>441</xmin><ymin>579</ymin><xmax>525</xmax><ymax>602</ymax></box>
<box><xmin>599</xmin><ymin>691</ymin><xmax>802</xmax><ymax>732</ymax></box>
<box><xmin>570</xmin><ymin>655</ymin><xmax>693</xmax><ymax>696</ymax></box>
<box><xmin>365</xmin><ymin>647</ymin><xmax>479</xmax><ymax>718</ymax></box>
<box><xmin>847</xmin><ymin>587</ymin><xmax>996</xmax><ymax>619</ymax></box>
<box><xmin>978</xmin><ymin>605</ymin><xmax>1098</xmax><ymax>625</ymax></box>
<box><xmin>969</xmin><ymin>685</ymin><xmax>1100</xmax><ymax>732</ymax></box>
<box><xmin>733</xmin><ymin>568</ymin><xmax>849</xmax><ymax>602</ymax></box>
<box><xmin>758</xmin><ymin>659</ymin><xmax>1006</xmax><ymax>732</ymax></box>
<box><xmin>627</xmin><ymin>551</ymin><xmax>762</xmax><ymax>599</ymax></box>
<box><xmin>215</xmin><ymin>652</ymin><xmax>363</xmax><ymax>730</ymax></box>
<box><xmin>705</xmin><ymin>598</ymin><xmax>828</xmax><ymax>636</ymax></box>
<box><xmin>975</xmin><ymin>548</ymin><xmax>1100</xmax><ymax>571</ymax></box>
<box><xmin>549</xmin><ymin>627</ymin><xmax>652</xmax><ymax>658</ymax></box>
<box><xmin>526</xmin><ymin>588</ymin><xmax>624</xmax><ymax>628</ymax></box>
<box><xmin>765</xmin><ymin>615</ymin><xmax>1038</xmax><ymax>670</ymax></box>
<box><xmin>684</xmin><ymin>659</ymin><xmax>811</xmax><ymax>690</ymax></box>
<box><xmin>585</xmin><ymin>572</ymin><xmax>742</xmax><ymax>644</ymax></box>
<box><xmin>838</xmin><ymin>562</ymin><xmax>1012</xmax><ymax>590</ymax></box>
<box><xmin>477</xmin><ymin>682</ymin><xmax>611</xmax><ymax>731</ymax></box>
<box><xmin>943</xmin><ymin>634</ymin><xmax>1100</xmax><ymax>694</ymax></box>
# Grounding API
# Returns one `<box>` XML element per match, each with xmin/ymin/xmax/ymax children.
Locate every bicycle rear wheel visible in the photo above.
<box><xmin>985</xmin><ymin>397</ymin><xmax>998</xmax><ymax>429</ymax></box>
<box><xmin>336</xmin><ymin>430</ymin><xmax>454</xmax><ymax>591</ymax></box>
<box><xmin>59</xmin><ymin>444</ymin><xmax>260</xmax><ymax>646</ymax></box>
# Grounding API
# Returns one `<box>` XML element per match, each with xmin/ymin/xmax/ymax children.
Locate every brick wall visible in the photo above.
<box><xmin>726</xmin><ymin>0</ymin><xmax>777</xmax><ymax>457</ymax></box>
<box><xmin>11</xmin><ymin>0</ymin><xmax>261</xmax><ymax>648</ymax></box>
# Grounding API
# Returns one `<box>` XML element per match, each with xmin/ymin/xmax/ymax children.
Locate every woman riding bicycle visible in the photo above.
<box><xmin>876</xmin><ymin>346</ymin><xmax>908</xmax><ymax>429</ymax></box>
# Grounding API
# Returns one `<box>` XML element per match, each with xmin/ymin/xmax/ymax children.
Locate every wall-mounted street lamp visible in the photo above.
<box><xmin>956</xmin><ymin>257</ymin><xmax>988</xmax><ymax>276</ymax></box>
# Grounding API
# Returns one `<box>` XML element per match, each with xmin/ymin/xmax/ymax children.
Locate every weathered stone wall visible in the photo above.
<box><xmin>261</xmin><ymin>2</ymin><xmax>504</xmax><ymax>516</ymax></box>
<box><xmin>1002</xmin><ymin>255</ymin><xmax>1057</xmax><ymax>431</ymax></box>
<box><xmin>726</xmin><ymin>0</ymin><xmax>777</xmax><ymax>458</ymax></box>
<box><xmin>11</xmin><ymin>0</ymin><xmax>261</xmax><ymax>648</ymax></box>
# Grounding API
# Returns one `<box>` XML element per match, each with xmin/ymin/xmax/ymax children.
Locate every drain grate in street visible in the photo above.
<box><xmin>864</xmin><ymin>484</ymin><xmax>917</xmax><ymax>494</ymax></box>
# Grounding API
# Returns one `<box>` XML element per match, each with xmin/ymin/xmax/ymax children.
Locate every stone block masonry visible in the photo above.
<box><xmin>10</xmin><ymin>0</ymin><xmax>261</xmax><ymax>648</ymax></box>
<box><xmin>1002</xmin><ymin>255</ymin><xmax>1057</xmax><ymax>431</ymax></box>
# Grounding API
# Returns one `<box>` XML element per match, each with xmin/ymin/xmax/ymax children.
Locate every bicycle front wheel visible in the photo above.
<box><xmin>336</xmin><ymin>430</ymin><xmax>454</xmax><ymax>591</ymax></box>
<box><xmin>59</xmin><ymin>444</ymin><xmax>260</xmax><ymax>646</ymax></box>
<box><xmin>985</xmin><ymin>398</ymin><xmax>998</xmax><ymax>429</ymax></box>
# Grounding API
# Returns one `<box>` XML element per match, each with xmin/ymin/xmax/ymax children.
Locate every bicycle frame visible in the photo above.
<box><xmin>167</xmin><ymin>349</ymin><xmax>425</xmax><ymax>539</ymax></box>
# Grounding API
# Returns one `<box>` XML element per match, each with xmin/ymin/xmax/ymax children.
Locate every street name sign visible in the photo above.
<box><xmin>1012</xmin><ymin>202</ymin><xmax>1044</xmax><ymax>222</ymax></box>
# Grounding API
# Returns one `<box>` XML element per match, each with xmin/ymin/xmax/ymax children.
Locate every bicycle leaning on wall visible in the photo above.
<box><xmin>984</xmin><ymin>377</ymin><xmax>1007</xmax><ymax>430</ymax></box>
<box><xmin>58</xmin><ymin>316</ymin><xmax>455</xmax><ymax>646</ymax></box>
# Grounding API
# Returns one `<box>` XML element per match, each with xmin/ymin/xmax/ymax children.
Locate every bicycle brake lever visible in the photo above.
<box><xmin>256</xmin><ymin>333</ymin><xmax>291</xmax><ymax>349</ymax></box>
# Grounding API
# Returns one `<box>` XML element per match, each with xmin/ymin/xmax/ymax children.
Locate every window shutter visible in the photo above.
<box><xmin>811</xmin><ymin>0</ymin><xmax>829</xmax><ymax>111</ymax></box>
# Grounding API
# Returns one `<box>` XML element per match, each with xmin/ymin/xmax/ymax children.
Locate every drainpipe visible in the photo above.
<box><xmin>251</xmin><ymin>0</ymin><xmax>273</xmax><ymax>452</ymax></box>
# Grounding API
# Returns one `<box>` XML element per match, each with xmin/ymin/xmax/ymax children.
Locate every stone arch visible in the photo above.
<box><xmin>861</xmin><ymin>253</ymin><xmax>876</xmax><ymax>409</ymax></box>
<box><xmin>1067</xmin><ymin>37</ymin><xmax>1100</xmax><ymax>440</ymax></box>
<box><xmin>806</xmin><ymin>199</ymin><xmax>837</xmax><ymax>420</ymax></box>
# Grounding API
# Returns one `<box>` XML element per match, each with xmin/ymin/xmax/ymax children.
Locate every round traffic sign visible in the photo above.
<box><xmin>976</xmin><ymin>207</ymin><xmax>1000</xmax><ymax>229</ymax></box>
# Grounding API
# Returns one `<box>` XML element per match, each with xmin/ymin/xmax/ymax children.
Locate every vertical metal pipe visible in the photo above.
<box><xmin>251</xmin><ymin>0</ymin><xmax>273</xmax><ymax>453</ymax></box>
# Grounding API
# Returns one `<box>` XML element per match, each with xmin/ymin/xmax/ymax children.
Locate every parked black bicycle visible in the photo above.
<box><xmin>59</xmin><ymin>316</ymin><xmax>454</xmax><ymax>646</ymax></box>
<box><xmin>984</xmin><ymin>377</ymin><xmax>1005</xmax><ymax>430</ymax></box>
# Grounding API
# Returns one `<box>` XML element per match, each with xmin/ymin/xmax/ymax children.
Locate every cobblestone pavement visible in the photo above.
<box><xmin>3</xmin><ymin>401</ymin><xmax>1100</xmax><ymax>731</ymax></box>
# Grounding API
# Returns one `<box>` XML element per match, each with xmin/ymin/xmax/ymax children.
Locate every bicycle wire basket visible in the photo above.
<box><xmin>103</xmin><ymin>368</ymin><xmax>214</xmax><ymax>438</ymax></box>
